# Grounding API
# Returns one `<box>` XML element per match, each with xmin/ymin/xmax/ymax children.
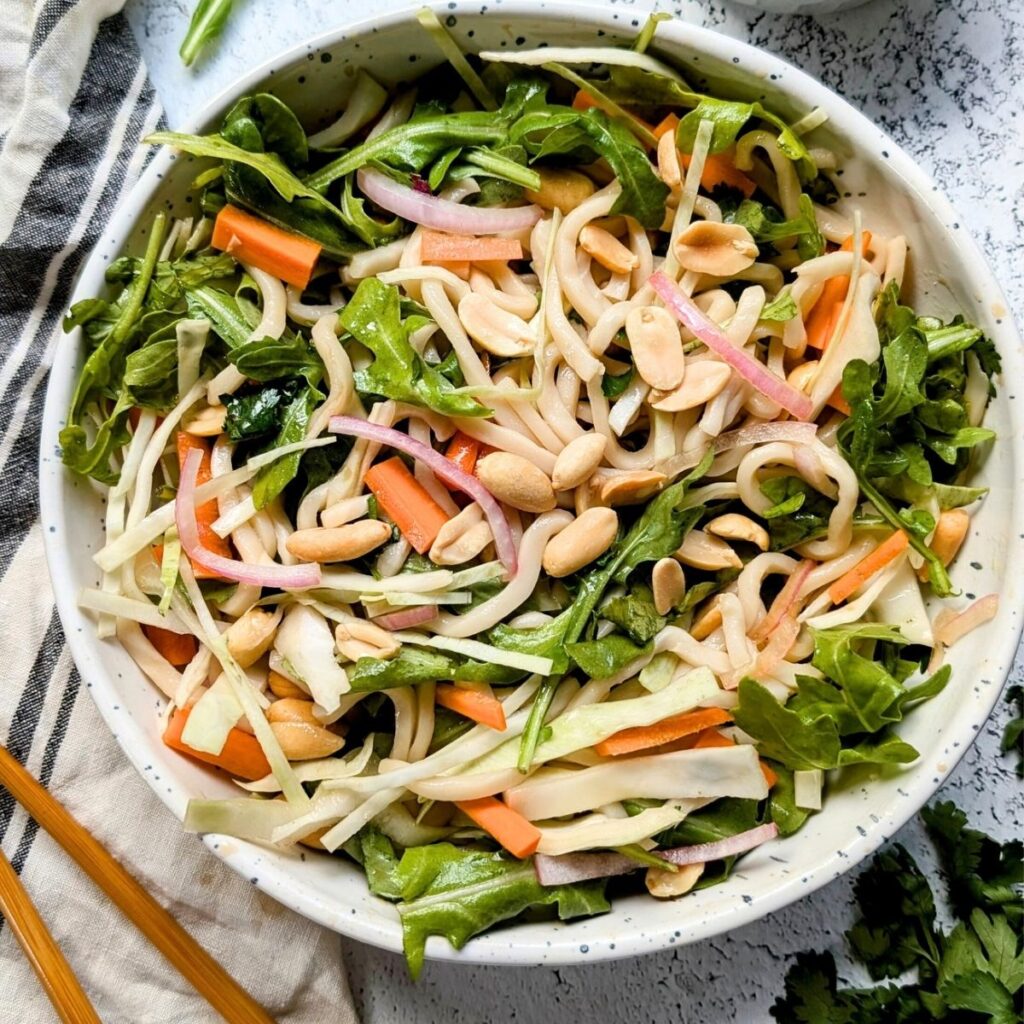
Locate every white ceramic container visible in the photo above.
<box><xmin>39</xmin><ymin>0</ymin><xmax>1024</xmax><ymax>970</ymax></box>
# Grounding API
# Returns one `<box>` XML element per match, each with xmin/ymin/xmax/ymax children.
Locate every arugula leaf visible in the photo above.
<box><xmin>343</xmin><ymin>278</ymin><xmax>489</xmax><ymax>418</ymax></box>
<box><xmin>565</xmin><ymin>634</ymin><xmax>651</xmax><ymax>680</ymax></box>
<box><xmin>229</xmin><ymin>333</ymin><xmax>323</xmax><ymax>387</ymax></box>
<box><xmin>759</xmin><ymin>475</ymin><xmax>835</xmax><ymax>551</ymax></box>
<box><xmin>179</xmin><ymin>0</ymin><xmax>235</xmax><ymax>67</ymax></box>
<box><xmin>185</xmin><ymin>285</ymin><xmax>253</xmax><ymax>348</ymax></box>
<box><xmin>223</xmin><ymin>380</ymin><xmax>300</xmax><ymax>442</ymax></box>
<box><xmin>394</xmin><ymin>843</ymin><xmax>609</xmax><ymax>978</ymax></box>
<box><xmin>760</xmin><ymin>290</ymin><xmax>799</xmax><ymax>323</ymax></box>
<box><xmin>358</xmin><ymin>828</ymin><xmax>405</xmax><ymax>901</ymax></box>
<box><xmin>766</xmin><ymin>765</ymin><xmax>811</xmax><ymax>838</ymax></box>
<box><xmin>349</xmin><ymin>648</ymin><xmax>460</xmax><ymax>691</ymax></box>
<box><xmin>600</xmin><ymin>584</ymin><xmax>666</xmax><ymax>643</ymax></box>
<box><xmin>728</xmin><ymin>194</ymin><xmax>824</xmax><ymax>260</ymax></box>
<box><xmin>251</xmin><ymin>384</ymin><xmax>321</xmax><ymax>508</ymax></box>
<box><xmin>601</xmin><ymin>365</ymin><xmax>634</xmax><ymax>398</ymax></box>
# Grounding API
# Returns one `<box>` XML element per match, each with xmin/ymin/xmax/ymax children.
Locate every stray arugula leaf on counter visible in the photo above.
<box><xmin>733</xmin><ymin>624</ymin><xmax>949</xmax><ymax>772</ymax></box>
<box><xmin>179</xmin><ymin>0</ymin><xmax>235</xmax><ymax>68</ymax></box>
<box><xmin>837</xmin><ymin>282</ymin><xmax>998</xmax><ymax>598</ymax></box>
<box><xmin>772</xmin><ymin>803</ymin><xmax>1023</xmax><ymax>1024</ymax></box>
<box><xmin>342</xmin><ymin>277</ymin><xmax>489</xmax><ymax>419</ymax></box>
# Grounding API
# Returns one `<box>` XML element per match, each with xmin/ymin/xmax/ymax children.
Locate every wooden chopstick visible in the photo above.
<box><xmin>0</xmin><ymin>745</ymin><xmax>277</xmax><ymax>1024</ymax></box>
<box><xmin>0</xmin><ymin>847</ymin><xmax>101</xmax><ymax>1024</ymax></box>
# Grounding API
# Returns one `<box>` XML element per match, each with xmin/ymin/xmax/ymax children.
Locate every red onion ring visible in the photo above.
<box><xmin>175</xmin><ymin>448</ymin><xmax>321</xmax><ymax>590</ymax></box>
<box><xmin>329</xmin><ymin>415</ymin><xmax>518</xmax><ymax>575</ymax></box>
<box><xmin>650</xmin><ymin>272</ymin><xmax>815</xmax><ymax>421</ymax></box>
<box><xmin>357</xmin><ymin>168</ymin><xmax>543</xmax><ymax>235</ymax></box>
<box><xmin>749</xmin><ymin>559</ymin><xmax>815</xmax><ymax>644</ymax></box>
<box><xmin>534</xmin><ymin>823</ymin><xmax>780</xmax><ymax>886</ymax></box>
<box><xmin>372</xmin><ymin>605</ymin><xmax>439</xmax><ymax>631</ymax></box>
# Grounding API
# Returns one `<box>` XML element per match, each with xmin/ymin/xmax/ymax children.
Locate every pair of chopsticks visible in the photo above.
<box><xmin>0</xmin><ymin>745</ymin><xmax>277</xmax><ymax>1023</ymax></box>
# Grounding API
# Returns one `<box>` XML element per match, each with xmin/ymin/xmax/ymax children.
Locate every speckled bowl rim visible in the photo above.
<box><xmin>40</xmin><ymin>0</ymin><xmax>1024</xmax><ymax>969</ymax></box>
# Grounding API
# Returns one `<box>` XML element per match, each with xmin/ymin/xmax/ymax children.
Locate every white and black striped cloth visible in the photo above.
<box><xmin>0</xmin><ymin>4</ymin><xmax>357</xmax><ymax>1020</ymax></box>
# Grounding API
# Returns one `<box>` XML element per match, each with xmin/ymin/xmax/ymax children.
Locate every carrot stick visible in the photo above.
<box><xmin>162</xmin><ymin>708</ymin><xmax>271</xmax><ymax>781</ymax></box>
<box><xmin>143</xmin><ymin>625</ymin><xmax>197</xmax><ymax>667</ymax></box>
<box><xmin>436</xmin><ymin>684</ymin><xmax>507</xmax><ymax>731</ymax></box>
<box><xmin>455</xmin><ymin>796</ymin><xmax>541</xmax><ymax>858</ymax></box>
<box><xmin>594</xmin><ymin>707</ymin><xmax>732</xmax><ymax>758</ymax></box>
<box><xmin>828</xmin><ymin>530</ymin><xmax>909</xmax><ymax>605</ymax></box>
<box><xmin>445</xmin><ymin>431</ymin><xmax>481</xmax><ymax>475</ymax></box>
<box><xmin>827</xmin><ymin>385</ymin><xmax>851</xmax><ymax>416</ymax></box>
<box><xmin>804</xmin><ymin>232</ymin><xmax>873</xmax><ymax>351</ymax></box>
<box><xmin>211</xmin><ymin>204</ymin><xmax>322</xmax><ymax>290</ymax></box>
<box><xmin>657</xmin><ymin>111</ymin><xmax>757</xmax><ymax>198</ymax></box>
<box><xmin>653</xmin><ymin>113</ymin><xmax>680</xmax><ymax>140</ymax></box>
<box><xmin>420</xmin><ymin>230</ymin><xmax>523</xmax><ymax>264</ymax></box>
<box><xmin>364</xmin><ymin>456</ymin><xmax>451</xmax><ymax>554</ymax></box>
<box><xmin>175</xmin><ymin>434</ymin><xmax>233</xmax><ymax>579</ymax></box>
<box><xmin>692</xmin><ymin>729</ymin><xmax>777</xmax><ymax>786</ymax></box>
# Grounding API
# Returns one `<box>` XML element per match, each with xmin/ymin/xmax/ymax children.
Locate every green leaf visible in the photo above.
<box><xmin>185</xmin><ymin>285</ymin><xmax>253</xmax><ymax>348</ymax></box>
<box><xmin>1001</xmin><ymin>685</ymin><xmax>1024</xmax><ymax>778</ymax></box>
<box><xmin>343</xmin><ymin>277</ymin><xmax>489</xmax><ymax>418</ymax></box>
<box><xmin>394</xmin><ymin>844</ymin><xmax>609</xmax><ymax>978</ymax></box>
<box><xmin>251</xmin><ymin>384</ymin><xmax>320</xmax><ymax>507</ymax></box>
<box><xmin>223</xmin><ymin>380</ymin><xmax>300</xmax><ymax>442</ymax></box>
<box><xmin>600</xmin><ymin>584</ymin><xmax>666</xmax><ymax>643</ymax></box>
<box><xmin>770</xmin><ymin>951</ymin><xmax>854</xmax><ymax>1023</ymax></box>
<box><xmin>601</xmin><ymin>365</ymin><xmax>634</xmax><ymax>398</ymax></box>
<box><xmin>230</xmin><ymin>334</ymin><xmax>324</xmax><ymax>386</ymax></box>
<box><xmin>349</xmin><ymin>648</ymin><xmax>460</xmax><ymax>692</ymax></box>
<box><xmin>940</xmin><ymin>970</ymin><xmax>1016</xmax><ymax>1020</ymax></box>
<box><xmin>766</xmin><ymin>765</ymin><xmax>812</xmax><ymax>838</ymax></box>
<box><xmin>359</xmin><ymin>828</ymin><xmax>405</xmax><ymax>901</ymax></box>
<box><xmin>179</xmin><ymin>0</ymin><xmax>235</xmax><ymax>66</ymax></box>
<box><xmin>565</xmin><ymin>634</ymin><xmax>651</xmax><ymax>680</ymax></box>
<box><xmin>760</xmin><ymin>290</ymin><xmax>799</xmax><ymax>323</ymax></box>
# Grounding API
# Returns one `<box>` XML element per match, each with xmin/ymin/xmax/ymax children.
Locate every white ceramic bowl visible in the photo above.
<box><xmin>40</xmin><ymin>1</ymin><xmax>1024</xmax><ymax>968</ymax></box>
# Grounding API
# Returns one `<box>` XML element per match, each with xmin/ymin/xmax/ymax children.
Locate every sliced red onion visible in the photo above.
<box><xmin>176</xmin><ymin>448</ymin><xmax>321</xmax><ymax>590</ymax></box>
<box><xmin>329</xmin><ymin>415</ymin><xmax>518</xmax><ymax>575</ymax></box>
<box><xmin>713</xmin><ymin>420</ymin><xmax>818</xmax><ymax>453</ymax></box>
<box><xmin>749</xmin><ymin>559</ymin><xmax>815</xmax><ymax>644</ymax></box>
<box><xmin>373</xmin><ymin>605</ymin><xmax>438</xmax><ymax>631</ymax></box>
<box><xmin>357</xmin><ymin>168</ymin><xmax>543</xmax><ymax>235</ymax></box>
<box><xmin>534</xmin><ymin>823</ymin><xmax>780</xmax><ymax>886</ymax></box>
<box><xmin>933</xmin><ymin>593</ymin><xmax>998</xmax><ymax>648</ymax></box>
<box><xmin>752</xmin><ymin>613</ymin><xmax>801</xmax><ymax>679</ymax></box>
<box><xmin>650</xmin><ymin>272</ymin><xmax>815</xmax><ymax>422</ymax></box>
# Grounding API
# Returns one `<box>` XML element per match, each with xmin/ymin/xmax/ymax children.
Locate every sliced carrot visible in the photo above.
<box><xmin>211</xmin><ymin>203</ymin><xmax>322</xmax><ymax>290</ymax></box>
<box><xmin>455</xmin><ymin>796</ymin><xmax>541</xmax><ymax>858</ymax></box>
<box><xmin>653</xmin><ymin>112</ymin><xmax>680</xmax><ymax>140</ymax></box>
<box><xmin>693</xmin><ymin>727</ymin><xmax>735</xmax><ymax>749</ymax></box>
<box><xmin>162</xmin><ymin>707</ymin><xmax>271</xmax><ymax>781</ymax></box>
<box><xmin>692</xmin><ymin>729</ymin><xmax>778</xmax><ymax>787</ymax></box>
<box><xmin>828</xmin><ymin>530</ymin><xmax>909</xmax><ymax>605</ymax></box>
<box><xmin>364</xmin><ymin>456</ymin><xmax>451</xmax><ymax>554</ymax></box>
<box><xmin>658</xmin><ymin>112</ymin><xmax>759</xmax><ymax>197</ymax></box>
<box><xmin>827</xmin><ymin>385</ymin><xmax>851</xmax><ymax>416</ymax></box>
<box><xmin>143</xmin><ymin>625</ymin><xmax>197</xmax><ymax>667</ymax></box>
<box><xmin>594</xmin><ymin>707</ymin><xmax>732</xmax><ymax>758</ymax></box>
<box><xmin>176</xmin><ymin>433</ymin><xmax>234</xmax><ymax>579</ymax></box>
<box><xmin>436</xmin><ymin>683</ymin><xmax>507</xmax><ymax>731</ymax></box>
<box><xmin>420</xmin><ymin>230</ymin><xmax>523</xmax><ymax>264</ymax></box>
<box><xmin>445</xmin><ymin>431</ymin><xmax>481</xmax><ymax>476</ymax></box>
<box><xmin>804</xmin><ymin>231</ymin><xmax>873</xmax><ymax>351</ymax></box>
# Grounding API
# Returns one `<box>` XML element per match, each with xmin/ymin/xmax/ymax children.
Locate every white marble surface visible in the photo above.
<box><xmin>124</xmin><ymin>0</ymin><xmax>1024</xmax><ymax>1019</ymax></box>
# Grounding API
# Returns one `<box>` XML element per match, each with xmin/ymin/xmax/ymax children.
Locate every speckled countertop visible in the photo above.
<box><xmin>125</xmin><ymin>0</ymin><xmax>1023</xmax><ymax>1019</ymax></box>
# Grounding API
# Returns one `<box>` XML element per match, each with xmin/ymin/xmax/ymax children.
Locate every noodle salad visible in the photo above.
<box><xmin>64</xmin><ymin>13</ymin><xmax>1002</xmax><ymax>974</ymax></box>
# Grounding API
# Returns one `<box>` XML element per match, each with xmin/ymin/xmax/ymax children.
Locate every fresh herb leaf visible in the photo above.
<box><xmin>601</xmin><ymin>365</ymin><xmax>634</xmax><ymax>398</ymax></box>
<box><xmin>601</xmin><ymin>584</ymin><xmax>666</xmax><ymax>643</ymax></box>
<box><xmin>179</xmin><ymin>0</ymin><xmax>235</xmax><ymax>67</ymax></box>
<box><xmin>1001</xmin><ymin>686</ymin><xmax>1024</xmax><ymax>778</ymax></box>
<box><xmin>565</xmin><ymin>634</ymin><xmax>651</xmax><ymax>680</ymax></box>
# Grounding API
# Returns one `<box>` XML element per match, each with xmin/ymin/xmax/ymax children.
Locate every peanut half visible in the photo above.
<box><xmin>579</xmin><ymin>224</ymin><xmax>639</xmax><ymax>275</ymax></box>
<box><xmin>224</xmin><ymin>606</ymin><xmax>282</xmax><ymax>668</ymax></box>
<box><xmin>625</xmin><ymin>306</ymin><xmax>686</xmax><ymax>391</ymax></box>
<box><xmin>476</xmin><ymin>452</ymin><xmax>556</xmax><ymax>513</ymax></box>
<box><xmin>649</xmin><ymin>360</ymin><xmax>731</xmax><ymax>413</ymax></box>
<box><xmin>285</xmin><ymin>520</ymin><xmax>392</xmax><ymax>563</ymax></box>
<box><xmin>652</xmin><ymin>558</ymin><xmax>686</xmax><ymax>616</ymax></box>
<box><xmin>674</xmin><ymin>220</ymin><xmax>759</xmax><ymax>277</ymax></box>
<box><xmin>429</xmin><ymin>503</ymin><xmax>494</xmax><ymax>566</ymax></box>
<box><xmin>525</xmin><ymin>168</ymin><xmax>596</xmax><ymax>214</ymax></box>
<box><xmin>542</xmin><ymin>507</ymin><xmax>619</xmax><ymax>578</ymax></box>
<box><xmin>334</xmin><ymin>619</ymin><xmax>400</xmax><ymax>662</ymax></box>
<box><xmin>552</xmin><ymin>434</ymin><xmax>607</xmax><ymax>491</ymax></box>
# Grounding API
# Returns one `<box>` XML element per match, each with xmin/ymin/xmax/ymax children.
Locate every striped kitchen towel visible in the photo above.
<box><xmin>0</xmin><ymin>3</ymin><xmax>358</xmax><ymax>1021</ymax></box>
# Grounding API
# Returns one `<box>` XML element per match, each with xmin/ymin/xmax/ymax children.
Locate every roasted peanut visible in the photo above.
<box><xmin>183</xmin><ymin>404</ymin><xmax>227</xmax><ymax>437</ymax></box>
<box><xmin>657</xmin><ymin>130</ymin><xmax>684</xmax><ymax>190</ymax></box>
<box><xmin>269</xmin><ymin>720</ymin><xmax>345</xmax><ymax>761</ymax></box>
<box><xmin>542</xmin><ymin>507</ymin><xmax>618</xmax><ymax>578</ymax></box>
<box><xmin>649</xmin><ymin>360</ymin><xmax>731</xmax><ymax>412</ymax></box>
<box><xmin>626</xmin><ymin>306</ymin><xmax>686</xmax><ymax>391</ymax></box>
<box><xmin>267</xmin><ymin>698</ymin><xmax>319</xmax><ymax>727</ymax></box>
<box><xmin>268</xmin><ymin>669</ymin><xmax>307</xmax><ymax>700</ymax></box>
<box><xmin>458</xmin><ymin>292</ymin><xmax>536</xmax><ymax>358</ymax></box>
<box><xmin>689</xmin><ymin>597</ymin><xmax>723</xmax><ymax>641</ymax></box>
<box><xmin>335</xmin><ymin>618</ymin><xmax>400</xmax><ymax>662</ymax></box>
<box><xmin>918</xmin><ymin>509</ymin><xmax>970</xmax><ymax>580</ymax></box>
<box><xmin>652</xmin><ymin>558</ymin><xmax>686</xmax><ymax>615</ymax></box>
<box><xmin>675</xmin><ymin>529</ymin><xmax>742</xmax><ymax>570</ymax></box>
<box><xmin>552</xmin><ymin>434</ymin><xmax>607</xmax><ymax>491</ymax></box>
<box><xmin>476</xmin><ymin>452</ymin><xmax>556</xmax><ymax>513</ymax></box>
<box><xmin>298</xmin><ymin>826</ymin><xmax>329</xmax><ymax>851</ymax></box>
<box><xmin>579</xmin><ymin>224</ymin><xmax>639</xmax><ymax>275</ymax></box>
<box><xmin>285</xmin><ymin>520</ymin><xmax>392</xmax><ymax>563</ymax></box>
<box><xmin>706</xmin><ymin>513</ymin><xmax>770</xmax><ymax>552</ymax></box>
<box><xmin>429</xmin><ymin>503</ymin><xmax>493</xmax><ymax>565</ymax></box>
<box><xmin>524</xmin><ymin>168</ymin><xmax>596</xmax><ymax>214</ymax></box>
<box><xmin>598</xmin><ymin>470</ymin><xmax>667</xmax><ymax>507</ymax></box>
<box><xmin>224</xmin><ymin>607</ymin><xmax>281</xmax><ymax>668</ymax></box>
<box><xmin>646</xmin><ymin>862</ymin><xmax>705</xmax><ymax>899</ymax></box>
<box><xmin>674</xmin><ymin>221</ymin><xmax>759</xmax><ymax>277</ymax></box>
